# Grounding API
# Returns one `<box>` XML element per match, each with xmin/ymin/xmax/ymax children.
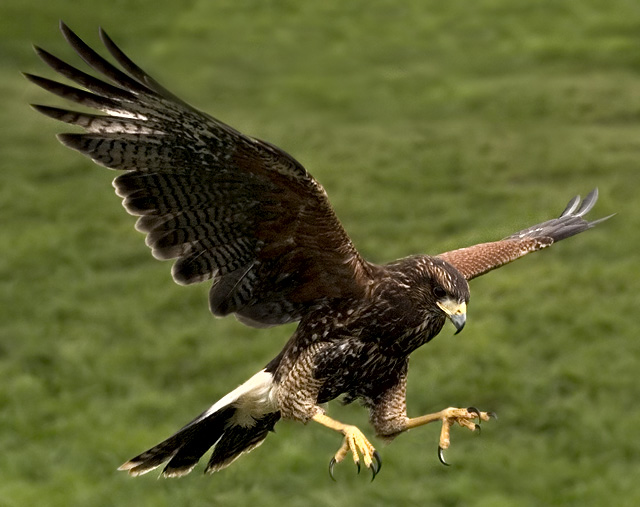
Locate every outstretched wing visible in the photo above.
<box><xmin>27</xmin><ymin>22</ymin><xmax>375</xmax><ymax>327</ymax></box>
<box><xmin>437</xmin><ymin>189</ymin><xmax>611</xmax><ymax>281</ymax></box>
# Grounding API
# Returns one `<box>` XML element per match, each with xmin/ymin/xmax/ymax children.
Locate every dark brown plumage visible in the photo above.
<box><xmin>27</xmin><ymin>22</ymin><xmax>610</xmax><ymax>479</ymax></box>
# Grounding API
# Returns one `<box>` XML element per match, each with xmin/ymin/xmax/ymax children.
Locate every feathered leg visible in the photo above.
<box><xmin>369</xmin><ymin>376</ymin><xmax>495</xmax><ymax>467</ymax></box>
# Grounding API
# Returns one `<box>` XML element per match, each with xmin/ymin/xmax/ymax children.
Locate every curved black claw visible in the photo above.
<box><xmin>328</xmin><ymin>452</ymin><xmax>382</xmax><ymax>481</ymax></box>
<box><xmin>370</xmin><ymin>450</ymin><xmax>382</xmax><ymax>481</ymax></box>
<box><xmin>488</xmin><ymin>411</ymin><xmax>498</xmax><ymax>420</ymax></box>
<box><xmin>467</xmin><ymin>406</ymin><xmax>481</xmax><ymax>425</ymax></box>
<box><xmin>329</xmin><ymin>457</ymin><xmax>337</xmax><ymax>481</ymax></box>
<box><xmin>373</xmin><ymin>450</ymin><xmax>382</xmax><ymax>474</ymax></box>
<box><xmin>438</xmin><ymin>446</ymin><xmax>451</xmax><ymax>467</ymax></box>
<box><xmin>474</xmin><ymin>423</ymin><xmax>481</xmax><ymax>435</ymax></box>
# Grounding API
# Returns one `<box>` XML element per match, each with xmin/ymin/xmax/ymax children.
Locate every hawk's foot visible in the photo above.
<box><xmin>404</xmin><ymin>405</ymin><xmax>495</xmax><ymax>465</ymax></box>
<box><xmin>436</xmin><ymin>406</ymin><xmax>495</xmax><ymax>466</ymax></box>
<box><xmin>328</xmin><ymin>425</ymin><xmax>382</xmax><ymax>481</ymax></box>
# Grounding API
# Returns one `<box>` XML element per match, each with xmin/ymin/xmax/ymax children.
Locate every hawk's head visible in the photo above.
<box><xmin>422</xmin><ymin>257</ymin><xmax>470</xmax><ymax>334</ymax></box>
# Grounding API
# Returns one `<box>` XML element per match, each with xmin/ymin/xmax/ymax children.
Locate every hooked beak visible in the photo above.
<box><xmin>436</xmin><ymin>299</ymin><xmax>467</xmax><ymax>335</ymax></box>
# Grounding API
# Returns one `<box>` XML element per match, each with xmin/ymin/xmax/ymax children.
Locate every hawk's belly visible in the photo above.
<box><xmin>313</xmin><ymin>340</ymin><xmax>408</xmax><ymax>407</ymax></box>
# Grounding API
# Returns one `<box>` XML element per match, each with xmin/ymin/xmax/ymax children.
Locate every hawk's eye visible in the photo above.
<box><xmin>433</xmin><ymin>286</ymin><xmax>446</xmax><ymax>299</ymax></box>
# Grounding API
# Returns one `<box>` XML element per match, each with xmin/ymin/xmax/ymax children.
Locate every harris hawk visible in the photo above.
<box><xmin>26</xmin><ymin>22</ymin><xmax>611</xmax><ymax>480</ymax></box>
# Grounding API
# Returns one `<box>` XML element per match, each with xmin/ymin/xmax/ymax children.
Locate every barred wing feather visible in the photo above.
<box><xmin>28</xmin><ymin>22</ymin><xmax>373</xmax><ymax>327</ymax></box>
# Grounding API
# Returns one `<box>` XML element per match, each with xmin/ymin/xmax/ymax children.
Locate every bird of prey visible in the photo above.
<box><xmin>27</xmin><ymin>22</ymin><xmax>610</xmax><ymax>480</ymax></box>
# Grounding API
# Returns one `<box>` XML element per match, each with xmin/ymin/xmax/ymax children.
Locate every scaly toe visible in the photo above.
<box><xmin>329</xmin><ymin>426</ymin><xmax>380</xmax><ymax>480</ymax></box>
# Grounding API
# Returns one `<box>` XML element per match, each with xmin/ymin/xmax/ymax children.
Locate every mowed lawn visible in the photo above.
<box><xmin>2</xmin><ymin>1</ymin><xmax>639</xmax><ymax>506</ymax></box>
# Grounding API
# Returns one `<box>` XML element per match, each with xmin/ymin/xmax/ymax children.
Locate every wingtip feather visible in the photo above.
<box><xmin>560</xmin><ymin>194</ymin><xmax>581</xmax><ymax>217</ymax></box>
<box><xmin>23</xmin><ymin>73</ymin><xmax>68</xmax><ymax>96</ymax></box>
<box><xmin>56</xmin><ymin>132</ymin><xmax>85</xmax><ymax>150</ymax></box>
<box><xmin>22</xmin><ymin>72</ymin><xmax>43</xmax><ymax>86</ymax></box>
<box><xmin>98</xmin><ymin>26</ymin><xmax>111</xmax><ymax>46</ymax></box>
<box><xmin>58</xmin><ymin>20</ymin><xmax>76</xmax><ymax>43</ymax></box>
<box><xmin>30</xmin><ymin>103</ymin><xmax>60</xmax><ymax>119</ymax></box>
<box><xmin>32</xmin><ymin>44</ymin><xmax>46</xmax><ymax>58</ymax></box>
<box><xmin>575</xmin><ymin>188</ymin><xmax>599</xmax><ymax>217</ymax></box>
<box><xmin>588</xmin><ymin>213</ymin><xmax>615</xmax><ymax>228</ymax></box>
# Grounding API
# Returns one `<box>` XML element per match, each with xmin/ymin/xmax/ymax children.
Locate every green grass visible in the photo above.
<box><xmin>3</xmin><ymin>1</ymin><xmax>639</xmax><ymax>505</ymax></box>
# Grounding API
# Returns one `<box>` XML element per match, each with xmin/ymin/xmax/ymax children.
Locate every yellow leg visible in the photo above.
<box><xmin>312</xmin><ymin>413</ymin><xmax>382</xmax><ymax>480</ymax></box>
<box><xmin>405</xmin><ymin>406</ymin><xmax>495</xmax><ymax>465</ymax></box>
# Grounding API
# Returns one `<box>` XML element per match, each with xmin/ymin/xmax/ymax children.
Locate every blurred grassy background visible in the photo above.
<box><xmin>2</xmin><ymin>0</ymin><xmax>639</xmax><ymax>506</ymax></box>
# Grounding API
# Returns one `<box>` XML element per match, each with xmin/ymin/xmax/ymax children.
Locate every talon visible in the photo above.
<box><xmin>373</xmin><ymin>450</ymin><xmax>382</xmax><ymax>474</ymax></box>
<box><xmin>488</xmin><ymin>411</ymin><xmax>498</xmax><ymax>420</ymax></box>
<box><xmin>474</xmin><ymin>423</ymin><xmax>481</xmax><ymax>435</ymax></box>
<box><xmin>323</xmin><ymin>422</ymin><xmax>379</xmax><ymax>481</ymax></box>
<box><xmin>438</xmin><ymin>446</ymin><xmax>451</xmax><ymax>466</ymax></box>
<box><xmin>467</xmin><ymin>406</ymin><xmax>481</xmax><ymax>426</ymax></box>
<box><xmin>369</xmin><ymin>451</ymin><xmax>382</xmax><ymax>481</ymax></box>
<box><xmin>329</xmin><ymin>457</ymin><xmax>337</xmax><ymax>481</ymax></box>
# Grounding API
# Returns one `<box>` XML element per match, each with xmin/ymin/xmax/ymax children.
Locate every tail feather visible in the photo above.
<box><xmin>160</xmin><ymin>406</ymin><xmax>235</xmax><ymax>477</ymax></box>
<box><xmin>120</xmin><ymin>405</ymin><xmax>235</xmax><ymax>477</ymax></box>
<box><xmin>206</xmin><ymin>412</ymin><xmax>280</xmax><ymax>473</ymax></box>
<box><xmin>119</xmin><ymin>369</ymin><xmax>279</xmax><ymax>477</ymax></box>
